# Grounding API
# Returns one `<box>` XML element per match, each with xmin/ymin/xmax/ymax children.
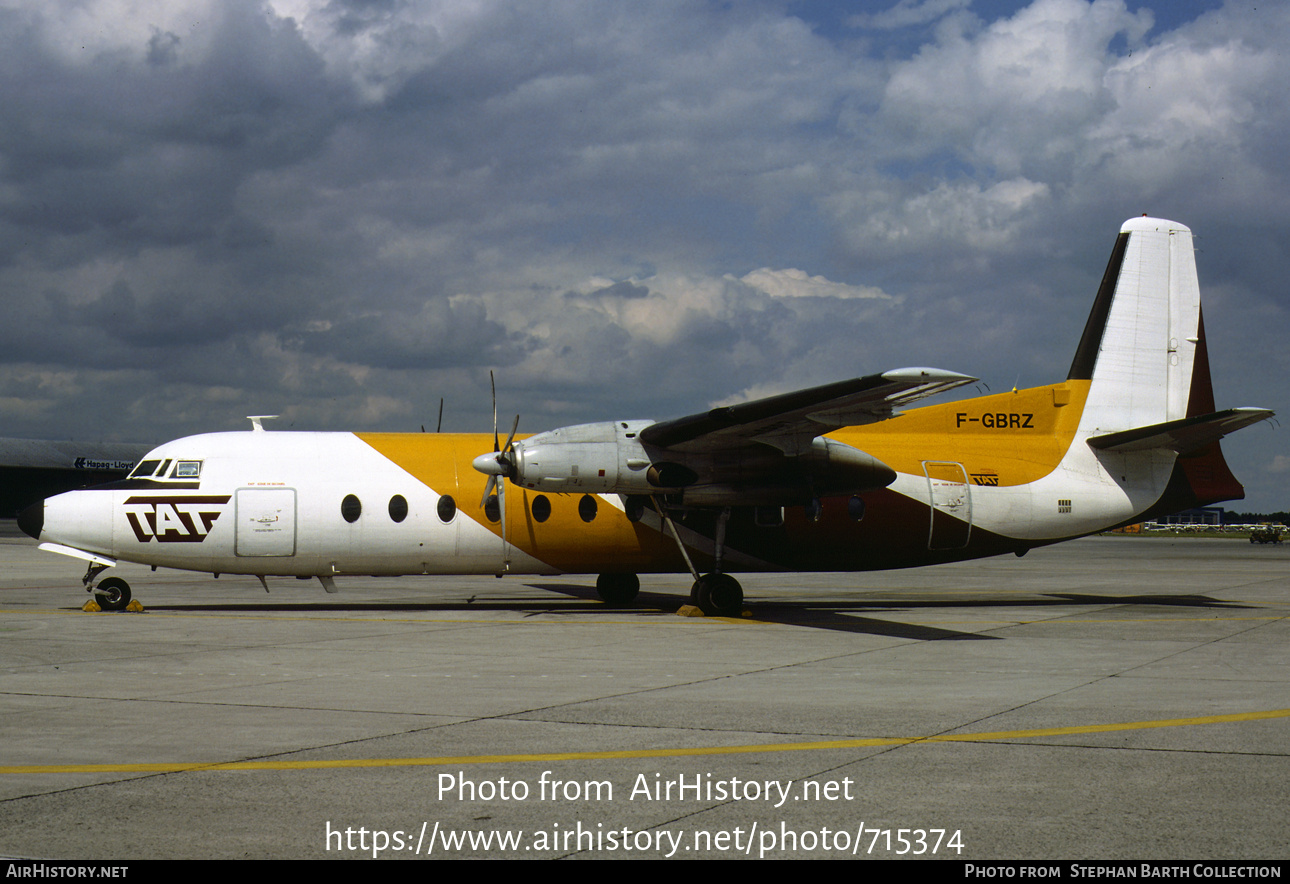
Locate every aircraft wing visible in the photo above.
<box><xmin>638</xmin><ymin>367</ymin><xmax>977</xmax><ymax>455</ymax></box>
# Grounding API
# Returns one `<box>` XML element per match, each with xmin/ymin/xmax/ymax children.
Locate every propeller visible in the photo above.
<box><xmin>471</xmin><ymin>371</ymin><xmax>520</xmax><ymax>570</ymax></box>
<box><xmin>475</xmin><ymin>412</ymin><xmax>520</xmax><ymax>506</ymax></box>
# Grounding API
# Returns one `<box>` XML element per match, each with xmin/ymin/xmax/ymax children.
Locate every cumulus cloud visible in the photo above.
<box><xmin>736</xmin><ymin>268</ymin><xmax>894</xmax><ymax>301</ymax></box>
<box><xmin>848</xmin><ymin>0</ymin><xmax>973</xmax><ymax>31</ymax></box>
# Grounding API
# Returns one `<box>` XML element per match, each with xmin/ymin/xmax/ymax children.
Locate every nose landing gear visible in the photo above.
<box><xmin>81</xmin><ymin>562</ymin><xmax>132</xmax><ymax>612</ymax></box>
<box><xmin>92</xmin><ymin>577</ymin><xmax>133</xmax><ymax>612</ymax></box>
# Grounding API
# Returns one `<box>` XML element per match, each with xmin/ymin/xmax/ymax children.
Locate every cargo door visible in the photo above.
<box><xmin>235</xmin><ymin>488</ymin><xmax>297</xmax><ymax>557</ymax></box>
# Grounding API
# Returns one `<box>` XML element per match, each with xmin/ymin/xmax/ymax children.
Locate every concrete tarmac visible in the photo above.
<box><xmin>0</xmin><ymin>524</ymin><xmax>1286</xmax><ymax>860</ymax></box>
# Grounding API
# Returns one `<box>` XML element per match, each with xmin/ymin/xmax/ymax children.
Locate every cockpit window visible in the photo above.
<box><xmin>126</xmin><ymin>458</ymin><xmax>202</xmax><ymax>481</ymax></box>
<box><xmin>129</xmin><ymin>460</ymin><xmax>162</xmax><ymax>479</ymax></box>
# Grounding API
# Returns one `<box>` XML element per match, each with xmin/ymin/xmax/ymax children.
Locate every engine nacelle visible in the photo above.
<box><xmin>509</xmin><ymin>421</ymin><xmax>662</xmax><ymax>494</ymax></box>
<box><xmin>506</xmin><ymin>421</ymin><xmax>896</xmax><ymax>502</ymax></box>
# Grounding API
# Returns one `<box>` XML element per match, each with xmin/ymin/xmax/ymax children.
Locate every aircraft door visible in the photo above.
<box><xmin>235</xmin><ymin>488</ymin><xmax>298</xmax><ymax>557</ymax></box>
<box><xmin>922</xmin><ymin>462</ymin><xmax>971</xmax><ymax>550</ymax></box>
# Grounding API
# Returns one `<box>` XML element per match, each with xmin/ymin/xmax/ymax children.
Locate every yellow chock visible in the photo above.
<box><xmin>82</xmin><ymin>599</ymin><xmax>102</xmax><ymax>612</ymax></box>
<box><xmin>125</xmin><ymin>599</ymin><xmax>145</xmax><ymax>613</ymax></box>
<box><xmin>675</xmin><ymin>605</ymin><xmax>752</xmax><ymax>618</ymax></box>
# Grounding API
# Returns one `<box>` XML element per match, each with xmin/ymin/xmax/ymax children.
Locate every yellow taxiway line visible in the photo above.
<box><xmin>3</xmin><ymin>708</ymin><xmax>1286</xmax><ymax>775</ymax></box>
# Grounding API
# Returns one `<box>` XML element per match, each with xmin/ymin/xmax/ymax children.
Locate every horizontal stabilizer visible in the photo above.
<box><xmin>1086</xmin><ymin>408</ymin><xmax>1273</xmax><ymax>455</ymax></box>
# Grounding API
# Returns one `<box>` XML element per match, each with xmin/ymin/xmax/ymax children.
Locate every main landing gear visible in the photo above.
<box><xmin>690</xmin><ymin>572</ymin><xmax>743</xmax><ymax>617</ymax></box>
<box><xmin>594</xmin><ymin>570</ymin><xmax>744</xmax><ymax>616</ymax></box>
<box><xmin>596</xmin><ymin>501</ymin><xmax>746</xmax><ymax>617</ymax></box>
<box><xmin>82</xmin><ymin>562</ymin><xmax>132</xmax><ymax>611</ymax></box>
<box><xmin>595</xmin><ymin>572</ymin><xmax>640</xmax><ymax>605</ymax></box>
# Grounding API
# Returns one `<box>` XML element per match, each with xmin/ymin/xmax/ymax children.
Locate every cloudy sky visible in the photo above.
<box><xmin>2</xmin><ymin>0</ymin><xmax>1286</xmax><ymax>510</ymax></box>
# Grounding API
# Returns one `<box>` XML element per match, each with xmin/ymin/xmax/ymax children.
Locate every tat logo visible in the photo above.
<box><xmin>123</xmin><ymin>495</ymin><xmax>231</xmax><ymax>543</ymax></box>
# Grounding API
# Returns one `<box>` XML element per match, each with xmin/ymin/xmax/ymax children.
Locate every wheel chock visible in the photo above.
<box><xmin>676</xmin><ymin>604</ymin><xmax>751</xmax><ymax>618</ymax></box>
<box><xmin>81</xmin><ymin>598</ymin><xmax>146</xmax><ymax>613</ymax></box>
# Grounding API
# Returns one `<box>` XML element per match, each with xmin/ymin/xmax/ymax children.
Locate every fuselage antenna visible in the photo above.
<box><xmin>247</xmin><ymin>415</ymin><xmax>280</xmax><ymax>433</ymax></box>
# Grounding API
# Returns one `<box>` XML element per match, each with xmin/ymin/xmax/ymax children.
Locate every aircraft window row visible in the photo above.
<box><xmin>477</xmin><ymin>493</ymin><xmax>601</xmax><ymax>524</ymax></box>
<box><xmin>755</xmin><ymin>497</ymin><xmax>863</xmax><ymax>527</ymax></box>
<box><xmin>340</xmin><ymin>494</ymin><xmax>417</xmax><ymax>523</ymax></box>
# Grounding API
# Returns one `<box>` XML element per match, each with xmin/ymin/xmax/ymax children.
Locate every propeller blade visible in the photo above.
<box><xmin>475</xmin><ymin>372</ymin><xmax>517</xmax><ymax>571</ymax></box>
<box><xmin>490</xmin><ymin>370</ymin><xmax>499</xmax><ymax>452</ymax></box>
<box><xmin>499</xmin><ymin>473</ymin><xmax>509</xmax><ymax>568</ymax></box>
<box><xmin>503</xmin><ymin>410</ymin><xmax>523</xmax><ymax>459</ymax></box>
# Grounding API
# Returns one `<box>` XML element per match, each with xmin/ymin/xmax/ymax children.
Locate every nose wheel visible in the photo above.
<box><xmin>92</xmin><ymin>577</ymin><xmax>133</xmax><ymax>612</ymax></box>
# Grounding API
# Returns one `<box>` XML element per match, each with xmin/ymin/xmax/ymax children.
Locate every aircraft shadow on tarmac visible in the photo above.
<box><xmin>124</xmin><ymin>584</ymin><xmax>1252</xmax><ymax>643</ymax></box>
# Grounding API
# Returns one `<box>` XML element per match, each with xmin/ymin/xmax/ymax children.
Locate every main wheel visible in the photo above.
<box><xmin>691</xmin><ymin>573</ymin><xmax>743</xmax><ymax>617</ymax></box>
<box><xmin>94</xmin><ymin>577</ymin><xmax>132</xmax><ymax>612</ymax></box>
<box><xmin>596</xmin><ymin>573</ymin><xmax>640</xmax><ymax>604</ymax></box>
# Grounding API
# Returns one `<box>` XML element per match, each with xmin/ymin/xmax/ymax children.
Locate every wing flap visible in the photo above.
<box><xmin>1087</xmin><ymin>407</ymin><xmax>1274</xmax><ymax>455</ymax></box>
<box><xmin>639</xmin><ymin>367</ymin><xmax>976</xmax><ymax>454</ymax></box>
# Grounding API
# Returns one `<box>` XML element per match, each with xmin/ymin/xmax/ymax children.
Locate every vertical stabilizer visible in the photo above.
<box><xmin>1069</xmin><ymin>217</ymin><xmax>1200</xmax><ymax>434</ymax></box>
<box><xmin>1061</xmin><ymin>217</ymin><xmax>1264</xmax><ymax>516</ymax></box>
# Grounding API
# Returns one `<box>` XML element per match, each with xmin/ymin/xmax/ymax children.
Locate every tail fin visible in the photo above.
<box><xmin>1068</xmin><ymin>216</ymin><xmax>1200</xmax><ymax>430</ymax></box>
<box><xmin>1068</xmin><ymin>216</ymin><xmax>1272</xmax><ymax>510</ymax></box>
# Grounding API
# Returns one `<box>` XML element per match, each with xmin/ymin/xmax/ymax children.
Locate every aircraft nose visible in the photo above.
<box><xmin>17</xmin><ymin>501</ymin><xmax>43</xmax><ymax>540</ymax></box>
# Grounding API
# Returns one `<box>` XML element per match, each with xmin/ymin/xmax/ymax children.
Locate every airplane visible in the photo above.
<box><xmin>16</xmin><ymin>216</ymin><xmax>1274</xmax><ymax>616</ymax></box>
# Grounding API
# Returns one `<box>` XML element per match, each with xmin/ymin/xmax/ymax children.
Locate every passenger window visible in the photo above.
<box><xmin>578</xmin><ymin>494</ymin><xmax>597</xmax><ymax>523</ymax></box>
<box><xmin>625</xmin><ymin>496</ymin><xmax>647</xmax><ymax>523</ymax></box>
<box><xmin>848</xmin><ymin>496</ymin><xmax>866</xmax><ymax>522</ymax></box>
<box><xmin>804</xmin><ymin>498</ymin><xmax>823</xmax><ymax>523</ymax></box>
<box><xmin>388</xmin><ymin>495</ymin><xmax>408</xmax><ymax>523</ymax></box>
<box><xmin>437</xmin><ymin>495</ymin><xmax>456</xmax><ymax>523</ymax></box>
<box><xmin>341</xmin><ymin>494</ymin><xmax>362</xmax><ymax>523</ymax></box>
<box><xmin>531</xmin><ymin>495</ymin><xmax>551</xmax><ymax>523</ymax></box>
